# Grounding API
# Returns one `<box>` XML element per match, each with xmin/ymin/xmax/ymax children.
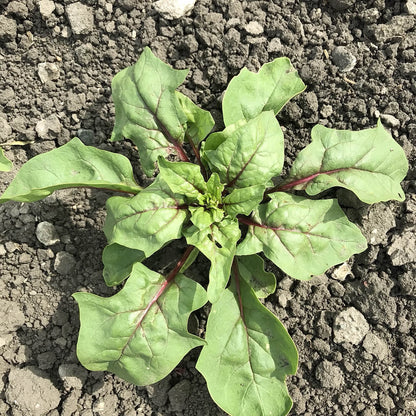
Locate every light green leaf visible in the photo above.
<box><xmin>184</xmin><ymin>218</ymin><xmax>240</xmax><ymax>303</ymax></box>
<box><xmin>102</xmin><ymin>243</ymin><xmax>145</xmax><ymax>286</ymax></box>
<box><xmin>206</xmin><ymin>172</ymin><xmax>224</xmax><ymax>201</ymax></box>
<box><xmin>0</xmin><ymin>148</ymin><xmax>12</xmax><ymax>172</ymax></box>
<box><xmin>204</xmin><ymin>111</ymin><xmax>284</xmax><ymax>189</ymax></box>
<box><xmin>104</xmin><ymin>177</ymin><xmax>188</xmax><ymax>258</ymax></box>
<box><xmin>189</xmin><ymin>206</ymin><xmax>224</xmax><ymax>230</ymax></box>
<box><xmin>111</xmin><ymin>47</ymin><xmax>189</xmax><ymax>176</ymax></box>
<box><xmin>237</xmin><ymin>192</ymin><xmax>367</xmax><ymax>280</ymax></box>
<box><xmin>0</xmin><ymin>138</ymin><xmax>141</xmax><ymax>203</ymax></box>
<box><xmin>222</xmin><ymin>57</ymin><xmax>306</xmax><ymax>126</ymax></box>
<box><xmin>196</xmin><ymin>277</ymin><xmax>297</xmax><ymax>416</ymax></box>
<box><xmin>223</xmin><ymin>185</ymin><xmax>265</xmax><ymax>217</ymax></box>
<box><xmin>237</xmin><ymin>255</ymin><xmax>276</xmax><ymax>298</ymax></box>
<box><xmin>176</xmin><ymin>91</ymin><xmax>215</xmax><ymax>145</ymax></box>
<box><xmin>283</xmin><ymin>121</ymin><xmax>409</xmax><ymax>203</ymax></box>
<box><xmin>158</xmin><ymin>157</ymin><xmax>207</xmax><ymax>201</ymax></box>
<box><xmin>73</xmin><ymin>262</ymin><xmax>207</xmax><ymax>386</ymax></box>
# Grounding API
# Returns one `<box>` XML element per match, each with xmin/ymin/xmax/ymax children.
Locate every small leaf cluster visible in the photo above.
<box><xmin>0</xmin><ymin>48</ymin><xmax>408</xmax><ymax>416</ymax></box>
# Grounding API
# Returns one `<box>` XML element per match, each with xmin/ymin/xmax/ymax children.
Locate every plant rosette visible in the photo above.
<box><xmin>0</xmin><ymin>47</ymin><xmax>408</xmax><ymax>416</ymax></box>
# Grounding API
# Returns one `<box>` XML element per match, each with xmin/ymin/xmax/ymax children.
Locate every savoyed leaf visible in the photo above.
<box><xmin>283</xmin><ymin>121</ymin><xmax>409</xmax><ymax>203</ymax></box>
<box><xmin>196</xmin><ymin>276</ymin><xmax>297</xmax><ymax>416</ymax></box>
<box><xmin>158</xmin><ymin>157</ymin><xmax>207</xmax><ymax>201</ymax></box>
<box><xmin>237</xmin><ymin>254</ymin><xmax>276</xmax><ymax>298</ymax></box>
<box><xmin>222</xmin><ymin>57</ymin><xmax>306</xmax><ymax>126</ymax></box>
<box><xmin>204</xmin><ymin>111</ymin><xmax>284</xmax><ymax>190</ymax></box>
<box><xmin>111</xmin><ymin>47</ymin><xmax>188</xmax><ymax>176</ymax></box>
<box><xmin>73</xmin><ymin>262</ymin><xmax>207</xmax><ymax>386</ymax></box>
<box><xmin>184</xmin><ymin>218</ymin><xmax>240</xmax><ymax>303</ymax></box>
<box><xmin>104</xmin><ymin>177</ymin><xmax>188</xmax><ymax>258</ymax></box>
<box><xmin>102</xmin><ymin>243</ymin><xmax>145</xmax><ymax>286</ymax></box>
<box><xmin>223</xmin><ymin>185</ymin><xmax>265</xmax><ymax>217</ymax></box>
<box><xmin>0</xmin><ymin>138</ymin><xmax>141</xmax><ymax>203</ymax></box>
<box><xmin>0</xmin><ymin>148</ymin><xmax>12</xmax><ymax>172</ymax></box>
<box><xmin>237</xmin><ymin>192</ymin><xmax>367</xmax><ymax>280</ymax></box>
<box><xmin>176</xmin><ymin>91</ymin><xmax>214</xmax><ymax>145</ymax></box>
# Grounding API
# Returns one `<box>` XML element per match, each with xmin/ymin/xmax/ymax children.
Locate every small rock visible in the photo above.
<box><xmin>405</xmin><ymin>0</ymin><xmax>416</xmax><ymax>15</ymax></box>
<box><xmin>0</xmin><ymin>16</ymin><xmax>17</xmax><ymax>42</ymax></box>
<box><xmin>66</xmin><ymin>2</ymin><xmax>94</xmax><ymax>35</ymax></box>
<box><xmin>0</xmin><ymin>88</ymin><xmax>15</xmax><ymax>106</ymax></box>
<box><xmin>6</xmin><ymin>1</ymin><xmax>29</xmax><ymax>19</ymax></box>
<box><xmin>39</xmin><ymin>0</ymin><xmax>55</xmax><ymax>18</ymax></box>
<box><xmin>58</xmin><ymin>364</ymin><xmax>88</xmax><ymax>390</ymax></box>
<box><xmin>77</xmin><ymin>128</ymin><xmax>95</xmax><ymax>145</ymax></box>
<box><xmin>36</xmin><ymin>221</ymin><xmax>60</xmax><ymax>246</ymax></box>
<box><xmin>168</xmin><ymin>379</ymin><xmax>191</xmax><ymax>412</ymax></box>
<box><xmin>333</xmin><ymin>307</ymin><xmax>369</xmax><ymax>345</ymax></box>
<box><xmin>331</xmin><ymin>262</ymin><xmax>352</xmax><ymax>281</ymax></box>
<box><xmin>37</xmin><ymin>351</ymin><xmax>57</xmax><ymax>370</ymax></box>
<box><xmin>5</xmin><ymin>367</ymin><xmax>61</xmax><ymax>416</ymax></box>
<box><xmin>146</xmin><ymin>376</ymin><xmax>171</xmax><ymax>407</ymax></box>
<box><xmin>332</xmin><ymin>46</ymin><xmax>357</xmax><ymax>72</ymax></box>
<box><xmin>245</xmin><ymin>21</ymin><xmax>264</xmax><ymax>35</ymax></box>
<box><xmin>66</xmin><ymin>91</ymin><xmax>86</xmax><ymax>112</ymax></box>
<box><xmin>54</xmin><ymin>251</ymin><xmax>76</xmax><ymax>274</ymax></box>
<box><xmin>363</xmin><ymin>332</ymin><xmax>389</xmax><ymax>361</ymax></box>
<box><xmin>368</xmin><ymin>15</ymin><xmax>415</xmax><ymax>43</ymax></box>
<box><xmin>0</xmin><ymin>300</ymin><xmax>25</xmax><ymax>335</ymax></box>
<box><xmin>38</xmin><ymin>62</ymin><xmax>60</xmax><ymax>83</ymax></box>
<box><xmin>0</xmin><ymin>117</ymin><xmax>12</xmax><ymax>141</ymax></box>
<box><xmin>118</xmin><ymin>0</ymin><xmax>137</xmax><ymax>11</ymax></box>
<box><xmin>361</xmin><ymin>204</ymin><xmax>396</xmax><ymax>245</ymax></box>
<box><xmin>380</xmin><ymin>114</ymin><xmax>400</xmax><ymax>129</ymax></box>
<box><xmin>387</xmin><ymin>231</ymin><xmax>416</xmax><ymax>265</ymax></box>
<box><xmin>329</xmin><ymin>0</ymin><xmax>356</xmax><ymax>10</ymax></box>
<box><xmin>315</xmin><ymin>360</ymin><xmax>344</xmax><ymax>388</ymax></box>
<box><xmin>36</xmin><ymin>115</ymin><xmax>62</xmax><ymax>139</ymax></box>
<box><xmin>61</xmin><ymin>390</ymin><xmax>80</xmax><ymax>416</ymax></box>
<box><xmin>154</xmin><ymin>0</ymin><xmax>196</xmax><ymax>20</ymax></box>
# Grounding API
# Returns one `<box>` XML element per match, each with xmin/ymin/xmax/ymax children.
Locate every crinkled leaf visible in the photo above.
<box><xmin>237</xmin><ymin>255</ymin><xmax>276</xmax><ymax>298</ymax></box>
<box><xmin>158</xmin><ymin>157</ymin><xmax>206</xmax><ymax>201</ymax></box>
<box><xmin>196</xmin><ymin>276</ymin><xmax>297</xmax><ymax>416</ymax></box>
<box><xmin>73</xmin><ymin>262</ymin><xmax>207</xmax><ymax>386</ymax></box>
<box><xmin>0</xmin><ymin>138</ymin><xmax>141</xmax><ymax>203</ymax></box>
<box><xmin>111</xmin><ymin>47</ymin><xmax>188</xmax><ymax>176</ymax></box>
<box><xmin>176</xmin><ymin>91</ymin><xmax>214</xmax><ymax>145</ymax></box>
<box><xmin>237</xmin><ymin>192</ymin><xmax>367</xmax><ymax>280</ymax></box>
<box><xmin>104</xmin><ymin>177</ymin><xmax>188</xmax><ymax>258</ymax></box>
<box><xmin>222</xmin><ymin>57</ymin><xmax>306</xmax><ymax>126</ymax></box>
<box><xmin>102</xmin><ymin>243</ymin><xmax>145</xmax><ymax>286</ymax></box>
<box><xmin>204</xmin><ymin>111</ymin><xmax>284</xmax><ymax>189</ymax></box>
<box><xmin>223</xmin><ymin>185</ymin><xmax>265</xmax><ymax>217</ymax></box>
<box><xmin>0</xmin><ymin>148</ymin><xmax>12</xmax><ymax>172</ymax></box>
<box><xmin>283</xmin><ymin>121</ymin><xmax>409</xmax><ymax>203</ymax></box>
<box><xmin>189</xmin><ymin>206</ymin><xmax>224</xmax><ymax>230</ymax></box>
<box><xmin>184</xmin><ymin>218</ymin><xmax>240</xmax><ymax>303</ymax></box>
<box><xmin>206</xmin><ymin>172</ymin><xmax>224</xmax><ymax>201</ymax></box>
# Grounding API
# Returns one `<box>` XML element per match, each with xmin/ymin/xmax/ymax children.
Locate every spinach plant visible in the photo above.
<box><xmin>0</xmin><ymin>48</ymin><xmax>408</xmax><ymax>416</ymax></box>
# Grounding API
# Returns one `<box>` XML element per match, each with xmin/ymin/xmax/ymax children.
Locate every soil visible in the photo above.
<box><xmin>0</xmin><ymin>0</ymin><xmax>415</xmax><ymax>415</ymax></box>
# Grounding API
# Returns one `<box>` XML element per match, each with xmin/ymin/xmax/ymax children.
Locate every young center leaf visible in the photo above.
<box><xmin>104</xmin><ymin>177</ymin><xmax>188</xmax><ymax>258</ymax></box>
<box><xmin>0</xmin><ymin>148</ymin><xmax>12</xmax><ymax>172</ymax></box>
<box><xmin>73</xmin><ymin>262</ymin><xmax>207</xmax><ymax>386</ymax></box>
<box><xmin>0</xmin><ymin>138</ymin><xmax>142</xmax><ymax>203</ymax></box>
<box><xmin>196</xmin><ymin>274</ymin><xmax>297</xmax><ymax>416</ymax></box>
<box><xmin>111</xmin><ymin>47</ymin><xmax>189</xmax><ymax>176</ymax></box>
<box><xmin>281</xmin><ymin>121</ymin><xmax>409</xmax><ymax>203</ymax></box>
<box><xmin>203</xmin><ymin>111</ymin><xmax>284</xmax><ymax>190</ymax></box>
<box><xmin>237</xmin><ymin>192</ymin><xmax>367</xmax><ymax>280</ymax></box>
<box><xmin>222</xmin><ymin>57</ymin><xmax>306</xmax><ymax>126</ymax></box>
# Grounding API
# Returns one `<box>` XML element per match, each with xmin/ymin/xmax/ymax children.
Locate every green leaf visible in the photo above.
<box><xmin>102</xmin><ymin>243</ymin><xmax>145</xmax><ymax>286</ymax></box>
<box><xmin>283</xmin><ymin>121</ymin><xmax>409</xmax><ymax>203</ymax></box>
<box><xmin>237</xmin><ymin>192</ymin><xmax>367</xmax><ymax>280</ymax></box>
<box><xmin>222</xmin><ymin>57</ymin><xmax>306</xmax><ymax>126</ymax></box>
<box><xmin>158</xmin><ymin>157</ymin><xmax>207</xmax><ymax>201</ymax></box>
<box><xmin>104</xmin><ymin>177</ymin><xmax>188</xmax><ymax>258</ymax></box>
<box><xmin>204</xmin><ymin>111</ymin><xmax>284</xmax><ymax>190</ymax></box>
<box><xmin>73</xmin><ymin>262</ymin><xmax>207</xmax><ymax>386</ymax></box>
<box><xmin>176</xmin><ymin>91</ymin><xmax>214</xmax><ymax>145</ymax></box>
<box><xmin>0</xmin><ymin>138</ymin><xmax>141</xmax><ymax>203</ymax></box>
<box><xmin>196</xmin><ymin>276</ymin><xmax>297</xmax><ymax>416</ymax></box>
<box><xmin>237</xmin><ymin>255</ymin><xmax>276</xmax><ymax>298</ymax></box>
<box><xmin>223</xmin><ymin>185</ymin><xmax>265</xmax><ymax>217</ymax></box>
<box><xmin>0</xmin><ymin>148</ymin><xmax>12</xmax><ymax>172</ymax></box>
<box><xmin>184</xmin><ymin>218</ymin><xmax>240</xmax><ymax>303</ymax></box>
<box><xmin>111</xmin><ymin>47</ymin><xmax>189</xmax><ymax>176</ymax></box>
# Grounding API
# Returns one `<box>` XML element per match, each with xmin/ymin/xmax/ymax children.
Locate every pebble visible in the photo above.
<box><xmin>39</xmin><ymin>0</ymin><xmax>55</xmax><ymax>18</ymax></box>
<box><xmin>66</xmin><ymin>91</ymin><xmax>86</xmax><ymax>112</ymax></box>
<box><xmin>36</xmin><ymin>115</ymin><xmax>62</xmax><ymax>139</ymax></box>
<box><xmin>0</xmin><ymin>300</ymin><xmax>25</xmax><ymax>335</ymax></box>
<box><xmin>333</xmin><ymin>307</ymin><xmax>369</xmax><ymax>345</ymax></box>
<box><xmin>58</xmin><ymin>364</ymin><xmax>88</xmax><ymax>390</ymax></box>
<box><xmin>405</xmin><ymin>0</ymin><xmax>416</xmax><ymax>15</ymax></box>
<box><xmin>245</xmin><ymin>21</ymin><xmax>264</xmax><ymax>35</ymax></box>
<box><xmin>315</xmin><ymin>360</ymin><xmax>344</xmax><ymax>388</ymax></box>
<box><xmin>331</xmin><ymin>262</ymin><xmax>352</xmax><ymax>281</ymax></box>
<box><xmin>37</xmin><ymin>351</ymin><xmax>57</xmax><ymax>370</ymax></box>
<box><xmin>54</xmin><ymin>251</ymin><xmax>76</xmax><ymax>274</ymax></box>
<box><xmin>380</xmin><ymin>113</ymin><xmax>400</xmax><ymax>128</ymax></box>
<box><xmin>0</xmin><ymin>16</ymin><xmax>17</xmax><ymax>42</ymax></box>
<box><xmin>154</xmin><ymin>0</ymin><xmax>196</xmax><ymax>20</ymax></box>
<box><xmin>362</xmin><ymin>332</ymin><xmax>389</xmax><ymax>361</ymax></box>
<box><xmin>77</xmin><ymin>128</ymin><xmax>95</xmax><ymax>145</ymax></box>
<box><xmin>38</xmin><ymin>62</ymin><xmax>60</xmax><ymax>83</ymax></box>
<box><xmin>36</xmin><ymin>221</ymin><xmax>60</xmax><ymax>246</ymax></box>
<box><xmin>0</xmin><ymin>116</ymin><xmax>12</xmax><ymax>141</ymax></box>
<box><xmin>387</xmin><ymin>231</ymin><xmax>416</xmax><ymax>265</ymax></box>
<box><xmin>328</xmin><ymin>0</ymin><xmax>356</xmax><ymax>10</ymax></box>
<box><xmin>6</xmin><ymin>1</ymin><xmax>29</xmax><ymax>19</ymax></box>
<box><xmin>66</xmin><ymin>2</ymin><xmax>94</xmax><ymax>35</ymax></box>
<box><xmin>146</xmin><ymin>376</ymin><xmax>171</xmax><ymax>407</ymax></box>
<box><xmin>332</xmin><ymin>46</ymin><xmax>357</xmax><ymax>72</ymax></box>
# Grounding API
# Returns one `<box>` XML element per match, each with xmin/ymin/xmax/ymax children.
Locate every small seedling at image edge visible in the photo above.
<box><xmin>0</xmin><ymin>47</ymin><xmax>408</xmax><ymax>416</ymax></box>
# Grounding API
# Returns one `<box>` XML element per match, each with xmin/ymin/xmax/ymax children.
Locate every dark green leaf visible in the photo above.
<box><xmin>237</xmin><ymin>192</ymin><xmax>367</xmax><ymax>280</ymax></box>
<box><xmin>73</xmin><ymin>262</ymin><xmax>207</xmax><ymax>386</ymax></box>
<box><xmin>223</xmin><ymin>185</ymin><xmax>265</xmax><ymax>217</ymax></box>
<box><xmin>196</xmin><ymin>276</ymin><xmax>297</xmax><ymax>416</ymax></box>
<box><xmin>0</xmin><ymin>138</ymin><xmax>141</xmax><ymax>203</ymax></box>
<box><xmin>222</xmin><ymin>57</ymin><xmax>306</xmax><ymax>126</ymax></box>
